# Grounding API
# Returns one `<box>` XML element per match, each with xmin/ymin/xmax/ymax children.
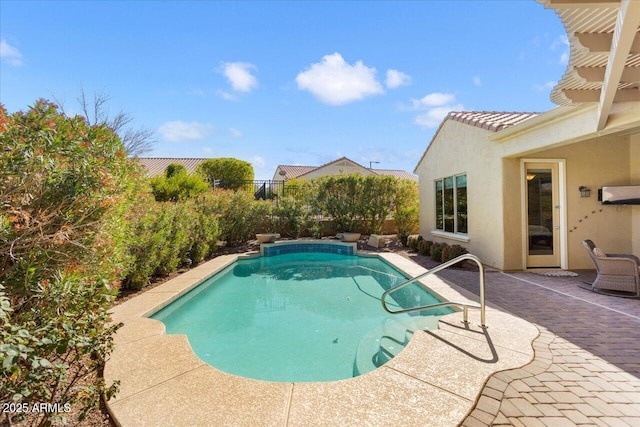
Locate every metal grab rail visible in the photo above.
<box><xmin>381</xmin><ymin>254</ymin><xmax>486</xmax><ymax>328</ymax></box>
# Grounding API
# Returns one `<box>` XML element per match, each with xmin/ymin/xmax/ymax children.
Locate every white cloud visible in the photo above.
<box><xmin>296</xmin><ymin>52</ymin><xmax>384</xmax><ymax>105</ymax></box>
<box><xmin>411</xmin><ymin>92</ymin><xmax>455</xmax><ymax>109</ymax></box>
<box><xmin>408</xmin><ymin>92</ymin><xmax>463</xmax><ymax>129</ymax></box>
<box><xmin>220</xmin><ymin>62</ymin><xmax>258</xmax><ymax>93</ymax></box>
<box><xmin>385</xmin><ymin>69</ymin><xmax>411</xmax><ymax>89</ymax></box>
<box><xmin>157</xmin><ymin>121</ymin><xmax>214</xmax><ymax>142</ymax></box>
<box><xmin>415</xmin><ymin>104</ymin><xmax>464</xmax><ymax>129</ymax></box>
<box><xmin>217</xmin><ymin>90</ymin><xmax>238</xmax><ymax>101</ymax></box>
<box><xmin>0</xmin><ymin>39</ymin><xmax>23</xmax><ymax>66</ymax></box>
<box><xmin>551</xmin><ymin>35</ymin><xmax>570</xmax><ymax>65</ymax></box>
<box><xmin>229</xmin><ymin>128</ymin><xmax>243</xmax><ymax>138</ymax></box>
<box><xmin>559</xmin><ymin>51</ymin><xmax>569</xmax><ymax>65</ymax></box>
<box><xmin>473</xmin><ymin>76</ymin><xmax>482</xmax><ymax>87</ymax></box>
<box><xmin>251</xmin><ymin>156</ymin><xmax>266</xmax><ymax>169</ymax></box>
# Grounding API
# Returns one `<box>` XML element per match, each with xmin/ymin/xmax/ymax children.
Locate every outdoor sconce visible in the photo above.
<box><xmin>579</xmin><ymin>186</ymin><xmax>591</xmax><ymax>198</ymax></box>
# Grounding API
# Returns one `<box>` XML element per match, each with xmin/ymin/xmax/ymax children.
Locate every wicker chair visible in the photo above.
<box><xmin>582</xmin><ymin>240</ymin><xmax>640</xmax><ymax>297</ymax></box>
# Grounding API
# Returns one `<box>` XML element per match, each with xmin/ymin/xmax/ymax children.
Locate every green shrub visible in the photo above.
<box><xmin>407</xmin><ymin>235</ymin><xmax>420</xmax><ymax>251</ymax></box>
<box><xmin>0</xmin><ymin>100</ymin><xmax>142</xmax><ymax>422</ymax></box>
<box><xmin>274</xmin><ymin>196</ymin><xmax>305</xmax><ymax>238</ymax></box>
<box><xmin>417</xmin><ymin>239</ymin><xmax>432</xmax><ymax>256</ymax></box>
<box><xmin>430</xmin><ymin>242</ymin><xmax>449</xmax><ymax>262</ymax></box>
<box><xmin>210</xmin><ymin>190</ymin><xmax>271</xmax><ymax>246</ymax></box>
<box><xmin>188</xmin><ymin>196</ymin><xmax>220</xmax><ymax>264</ymax></box>
<box><xmin>124</xmin><ymin>197</ymin><xmax>221</xmax><ymax>290</ymax></box>
<box><xmin>165</xmin><ymin>162</ymin><xmax>187</xmax><ymax>178</ymax></box>
<box><xmin>393</xmin><ymin>179</ymin><xmax>419</xmax><ymax>237</ymax></box>
<box><xmin>359</xmin><ymin>175</ymin><xmax>396</xmax><ymax>234</ymax></box>
<box><xmin>149</xmin><ymin>166</ymin><xmax>209</xmax><ymax>202</ymax></box>
<box><xmin>315</xmin><ymin>175</ymin><xmax>362</xmax><ymax>232</ymax></box>
<box><xmin>441</xmin><ymin>244</ymin><xmax>469</xmax><ymax>263</ymax></box>
<box><xmin>197</xmin><ymin>158</ymin><xmax>254</xmax><ymax>190</ymax></box>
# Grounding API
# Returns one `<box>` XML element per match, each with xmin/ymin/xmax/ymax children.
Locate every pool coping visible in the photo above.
<box><xmin>105</xmin><ymin>250</ymin><xmax>539</xmax><ymax>426</ymax></box>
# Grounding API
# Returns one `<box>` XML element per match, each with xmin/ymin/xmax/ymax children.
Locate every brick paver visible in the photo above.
<box><xmin>404</xmin><ymin>254</ymin><xmax>640</xmax><ymax>427</ymax></box>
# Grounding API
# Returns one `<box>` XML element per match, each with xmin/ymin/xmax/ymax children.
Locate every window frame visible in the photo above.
<box><xmin>433</xmin><ymin>173</ymin><xmax>468</xmax><ymax>239</ymax></box>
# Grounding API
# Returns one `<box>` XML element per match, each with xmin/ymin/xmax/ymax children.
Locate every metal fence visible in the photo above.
<box><xmin>213</xmin><ymin>180</ymin><xmax>300</xmax><ymax>200</ymax></box>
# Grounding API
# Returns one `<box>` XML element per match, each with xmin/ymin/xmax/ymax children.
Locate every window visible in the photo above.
<box><xmin>435</xmin><ymin>174</ymin><xmax>467</xmax><ymax>234</ymax></box>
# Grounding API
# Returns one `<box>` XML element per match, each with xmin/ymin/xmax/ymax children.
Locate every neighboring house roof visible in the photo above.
<box><xmin>136</xmin><ymin>157</ymin><xmax>207</xmax><ymax>177</ymax></box>
<box><xmin>276</xmin><ymin>156</ymin><xmax>418</xmax><ymax>181</ymax></box>
<box><xmin>414</xmin><ymin>111</ymin><xmax>539</xmax><ymax>172</ymax></box>
<box><xmin>537</xmin><ymin>0</ymin><xmax>640</xmax><ymax>129</ymax></box>
<box><xmin>275</xmin><ymin>165</ymin><xmax>317</xmax><ymax>180</ymax></box>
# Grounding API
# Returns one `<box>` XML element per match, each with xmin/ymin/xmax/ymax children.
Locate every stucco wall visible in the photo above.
<box><xmin>521</xmin><ymin>135</ymin><xmax>632</xmax><ymax>269</ymax></box>
<box><xmin>631</xmin><ymin>133</ymin><xmax>640</xmax><ymax>256</ymax></box>
<box><xmin>415</xmin><ymin>121</ymin><xmax>507</xmax><ymax>269</ymax></box>
<box><xmin>302</xmin><ymin>161</ymin><xmax>373</xmax><ymax>179</ymax></box>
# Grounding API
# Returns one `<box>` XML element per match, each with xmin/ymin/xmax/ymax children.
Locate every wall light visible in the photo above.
<box><xmin>579</xmin><ymin>186</ymin><xmax>591</xmax><ymax>198</ymax></box>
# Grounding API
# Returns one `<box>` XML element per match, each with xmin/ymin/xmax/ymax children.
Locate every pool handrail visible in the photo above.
<box><xmin>381</xmin><ymin>254</ymin><xmax>486</xmax><ymax>328</ymax></box>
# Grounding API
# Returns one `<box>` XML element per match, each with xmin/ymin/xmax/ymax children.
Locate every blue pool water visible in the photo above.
<box><xmin>152</xmin><ymin>252</ymin><xmax>453</xmax><ymax>382</ymax></box>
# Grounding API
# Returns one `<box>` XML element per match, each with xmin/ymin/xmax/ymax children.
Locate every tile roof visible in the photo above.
<box><xmin>275</xmin><ymin>165</ymin><xmax>317</xmax><ymax>180</ymax></box>
<box><xmin>374</xmin><ymin>169</ymin><xmax>418</xmax><ymax>181</ymax></box>
<box><xmin>446</xmin><ymin>111</ymin><xmax>540</xmax><ymax>132</ymax></box>
<box><xmin>136</xmin><ymin>157</ymin><xmax>207</xmax><ymax>177</ymax></box>
<box><xmin>414</xmin><ymin>111</ymin><xmax>540</xmax><ymax>173</ymax></box>
<box><xmin>277</xmin><ymin>156</ymin><xmax>417</xmax><ymax>181</ymax></box>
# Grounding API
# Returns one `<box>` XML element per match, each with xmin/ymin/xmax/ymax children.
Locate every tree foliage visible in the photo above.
<box><xmin>197</xmin><ymin>158</ymin><xmax>254</xmax><ymax>190</ymax></box>
<box><xmin>149</xmin><ymin>163</ymin><xmax>209</xmax><ymax>202</ymax></box>
<box><xmin>0</xmin><ymin>100</ymin><xmax>143</xmax><ymax>424</ymax></box>
<box><xmin>393</xmin><ymin>179</ymin><xmax>420</xmax><ymax>238</ymax></box>
<box><xmin>285</xmin><ymin>175</ymin><xmax>418</xmax><ymax>235</ymax></box>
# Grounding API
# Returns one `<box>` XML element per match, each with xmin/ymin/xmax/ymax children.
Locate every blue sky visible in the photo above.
<box><xmin>1</xmin><ymin>1</ymin><xmax>568</xmax><ymax>179</ymax></box>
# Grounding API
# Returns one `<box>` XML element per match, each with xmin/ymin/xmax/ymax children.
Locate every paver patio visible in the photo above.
<box><xmin>406</xmin><ymin>254</ymin><xmax>640</xmax><ymax>427</ymax></box>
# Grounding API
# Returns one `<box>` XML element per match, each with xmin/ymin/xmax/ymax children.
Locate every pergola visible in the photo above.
<box><xmin>540</xmin><ymin>0</ymin><xmax>640</xmax><ymax>130</ymax></box>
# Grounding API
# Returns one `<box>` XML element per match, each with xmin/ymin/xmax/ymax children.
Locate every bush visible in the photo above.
<box><xmin>273</xmin><ymin>196</ymin><xmax>305</xmax><ymax>238</ymax></box>
<box><xmin>441</xmin><ymin>244</ymin><xmax>469</xmax><ymax>263</ymax></box>
<box><xmin>188</xmin><ymin>196</ymin><xmax>220</xmax><ymax>264</ymax></box>
<box><xmin>430</xmin><ymin>242</ymin><xmax>448</xmax><ymax>262</ymax></box>
<box><xmin>210</xmin><ymin>191</ymin><xmax>271</xmax><ymax>246</ymax></box>
<box><xmin>417</xmin><ymin>239</ymin><xmax>432</xmax><ymax>256</ymax></box>
<box><xmin>0</xmin><ymin>100</ymin><xmax>142</xmax><ymax>423</ymax></box>
<box><xmin>124</xmin><ymin>197</ymin><xmax>220</xmax><ymax>290</ymax></box>
<box><xmin>149</xmin><ymin>165</ymin><xmax>209</xmax><ymax>202</ymax></box>
<box><xmin>407</xmin><ymin>235</ymin><xmax>420</xmax><ymax>251</ymax></box>
<box><xmin>197</xmin><ymin>158</ymin><xmax>254</xmax><ymax>190</ymax></box>
<box><xmin>394</xmin><ymin>179</ymin><xmax>419</xmax><ymax>237</ymax></box>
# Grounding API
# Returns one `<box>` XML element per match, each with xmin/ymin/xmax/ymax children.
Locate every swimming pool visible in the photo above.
<box><xmin>152</xmin><ymin>249</ymin><xmax>453</xmax><ymax>382</ymax></box>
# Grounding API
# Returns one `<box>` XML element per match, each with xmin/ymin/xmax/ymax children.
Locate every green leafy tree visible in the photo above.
<box><xmin>315</xmin><ymin>175</ymin><xmax>363</xmax><ymax>232</ymax></box>
<box><xmin>149</xmin><ymin>163</ymin><xmax>209</xmax><ymax>202</ymax></box>
<box><xmin>0</xmin><ymin>100</ymin><xmax>143</xmax><ymax>424</ymax></box>
<box><xmin>393</xmin><ymin>179</ymin><xmax>419</xmax><ymax>243</ymax></box>
<box><xmin>197</xmin><ymin>158</ymin><xmax>254</xmax><ymax>190</ymax></box>
<box><xmin>209</xmin><ymin>191</ymin><xmax>271</xmax><ymax>246</ymax></box>
<box><xmin>360</xmin><ymin>175</ymin><xmax>396</xmax><ymax>234</ymax></box>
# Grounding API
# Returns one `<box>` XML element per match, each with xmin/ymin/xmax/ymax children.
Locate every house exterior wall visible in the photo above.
<box><xmin>302</xmin><ymin>161</ymin><xmax>373</xmax><ymax>180</ymax></box>
<box><xmin>415</xmin><ymin>121</ymin><xmax>508</xmax><ymax>269</ymax></box>
<box><xmin>510</xmin><ymin>135</ymin><xmax>633</xmax><ymax>269</ymax></box>
<box><xmin>631</xmin><ymin>133</ymin><xmax>640</xmax><ymax>256</ymax></box>
<box><xmin>417</xmin><ymin>117</ymin><xmax>639</xmax><ymax>271</ymax></box>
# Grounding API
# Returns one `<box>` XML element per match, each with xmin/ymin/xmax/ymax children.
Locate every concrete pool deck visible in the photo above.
<box><xmin>105</xmin><ymin>252</ymin><xmax>539</xmax><ymax>426</ymax></box>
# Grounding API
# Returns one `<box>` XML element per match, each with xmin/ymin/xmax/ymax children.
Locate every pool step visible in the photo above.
<box><xmin>352</xmin><ymin>316</ymin><xmax>439</xmax><ymax>377</ymax></box>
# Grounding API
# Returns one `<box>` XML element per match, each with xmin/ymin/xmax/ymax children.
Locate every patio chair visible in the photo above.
<box><xmin>581</xmin><ymin>240</ymin><xmax>640</xmax><ymax>297</ymax></box>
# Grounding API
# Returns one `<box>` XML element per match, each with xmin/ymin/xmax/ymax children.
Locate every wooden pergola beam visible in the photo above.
<box><xmin>563</xmin><ymin>88</ymin><xmax>640</xmax><ymax>103</ymax></box>
<box><xmin>575</xmin><ymin>66</ymin><xmax>640</xmax><ymax>83</ymax></box>
<box><xmin>597</xmin><ymin>0</ymin><xmax>640</xmax><ymax>129</ymax></box>
<box><xmin>575</xmin><ymin>32</ymin><xmax>640</xmax><ymax>54</ymax></box>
